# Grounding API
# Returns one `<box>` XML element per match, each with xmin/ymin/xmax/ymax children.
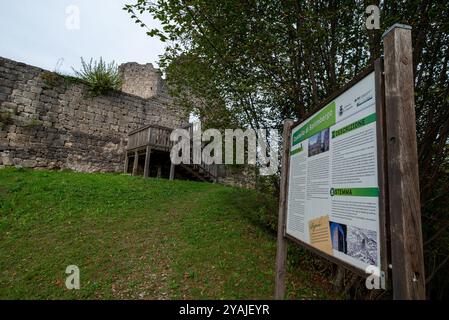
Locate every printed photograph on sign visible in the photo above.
<box><xmin>308</xmin><ymin>128</ymin><xmax>330</xmax><ymax>157</ymax></box>
<box><xmin>330</xmin><ymin>222</ymin><xmax>347</xmax><ymax>254</ymax></box>
<box><xmin>347</xmin><ymin>226</ymin><xmax>377</xmax><ymax>266</ymax></box>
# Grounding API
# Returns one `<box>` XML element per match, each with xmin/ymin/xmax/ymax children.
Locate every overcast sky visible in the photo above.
<box><xmin>0</xmin><ymin>0</ymin><xmax>165</xmax><ymax>74</ymax></box>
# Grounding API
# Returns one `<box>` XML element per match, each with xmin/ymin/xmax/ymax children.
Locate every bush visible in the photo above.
<box><xmin>24</xmin><ymin>118</ymin><xmax>43</xmax><ymax>128</ymax></box>
<box><xmin>41</xmin><ymin>71</ymin><xmax>61</xmax><ymax>88</ymax></box>
<box><xmin>72</xmin><ymin>57</ymin><xmax>122</xmax><ymax>96</ymax></box>
<box><xmin>0</xmin><ymin>112</ymin><xmax>12</xmax><ymax>129</ymax></box>
<box><xmin>41</xmin><ymin>71</ymin><xmax>82</xmax><ymax>90</ymax></box>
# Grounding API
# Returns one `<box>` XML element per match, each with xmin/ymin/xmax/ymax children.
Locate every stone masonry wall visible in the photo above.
<box><xmin>0</xmin><ymin>57</ymin><xmax>188</xmax><ymax>172</ymax></box>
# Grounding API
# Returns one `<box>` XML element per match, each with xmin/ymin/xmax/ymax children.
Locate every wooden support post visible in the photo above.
<box><xmin>124</xmin><ymin>152</ymin><xmax>129</xmax><ymax>174</ymax></box>
<box><xmin>132</xmin><ymin>150</ymin><xmax>139</xmax><ymax>176</ymax></box>
<box><xmin>275</xmin><ymin>119</ymin><xmax>293</xmax><ymax>300</ymax></box>
<box><xmin>169</xmin><ymin>162</ymin><xmax>175</xmax><ymax>180</ymax></box>
<box><xmin>383</xmin><ymin>24</ymin><xmax>426</xmax><ymax>299</ymax></box>
<box><xmin>143</xmin><ymin>146</ymin><xmax>151</xmax><ymax>178</ymax></box>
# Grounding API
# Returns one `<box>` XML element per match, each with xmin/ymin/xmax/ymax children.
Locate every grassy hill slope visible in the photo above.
<box><xmin>0</xmin><ymin>168</ymin><xmax>334</xmax><ymax>299</ymax></box>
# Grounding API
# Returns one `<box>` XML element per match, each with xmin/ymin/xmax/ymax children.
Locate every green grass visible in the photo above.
<box><xmin>0</xmin><ymin>167</ymin><xmax>335</xmax><ymax>299</ymax></box>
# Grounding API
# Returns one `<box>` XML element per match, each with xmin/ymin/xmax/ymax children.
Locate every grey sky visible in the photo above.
<box><xmin>0</xmin><ymin>0</ymin><xmax>165</xmax><ymax>74</ymax></box>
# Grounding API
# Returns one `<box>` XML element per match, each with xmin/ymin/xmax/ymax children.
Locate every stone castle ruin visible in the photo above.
<box><xmin>119</xmin><ymin>62</ymin><xmax>164</xmax><ymax>99</ymax></box>
<box><xmin>0</xmin><ymin>57</ymin><xmax>188</xmax><ymax>172</ymax></box>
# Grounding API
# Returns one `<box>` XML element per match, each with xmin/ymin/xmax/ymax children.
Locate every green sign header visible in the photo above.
<box><xmin>332</xmin><ymin>113</ymin><xmax>377</xmax><ymax>139</ymax></box>
<box><xmin>292</xmin><ymin>102</ymin><xmax>336</xmax><ymax>147</ymax></box>
<box><xmin>290</xmin><ymin>144</ymin><xmax>304</xmax><ymax>156</ymax></box>
<box><xmin>330</xmin><ymin>187</ymin><xmax>379</xmax><ymax>197</ymax></box>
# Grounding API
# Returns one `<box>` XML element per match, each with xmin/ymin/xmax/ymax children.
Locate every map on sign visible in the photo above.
<box><xmin>286</xmin><ymin>72</ymin><xmax>380</xmax><ymax>271</ymax></box>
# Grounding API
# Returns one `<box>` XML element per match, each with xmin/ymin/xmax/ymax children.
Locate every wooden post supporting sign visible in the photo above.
<box><xmin>382</xmin><ymin>24</ymin><xmax>426</xmax><ymax>300</ymax></box>
<box><xmin>275</xmin><ymin>119</ymin><xmax>293</xmax><ymax>300</ymax></box>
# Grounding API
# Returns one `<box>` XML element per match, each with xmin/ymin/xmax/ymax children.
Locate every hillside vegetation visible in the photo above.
<box><xmin>0</xmin><ymin>168</ymin><xmax>335</xmax><ymax>299</ymax></box>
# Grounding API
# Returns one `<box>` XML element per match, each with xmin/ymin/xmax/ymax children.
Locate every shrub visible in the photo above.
<box><xmin>41</xmin><ymin>71</ymin><xmax>61</xmax><ymax>88</ymax></box>
<box><xmin>0</xmin><ymin>112</ymin><xmax>12</xmax><ymax>129</ymax></box>
<box><xmin>72</xmin><ymin>57</ymin><xmax>122</xmax><ymax>96</ymax></box>
<box><xmin>41</xmin><ymin>70</ymin><xmax>83</xmax><ymax>89</ymax></box>
<box><xmin>24</xmin><ymin>118</ymin><xmax>43</xmax><ymax>128</ymax></box>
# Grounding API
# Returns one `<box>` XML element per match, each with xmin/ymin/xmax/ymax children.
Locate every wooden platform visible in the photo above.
<box><xmin>125</xmin><ymin>124</ymin><xmax>219</xmax><ymax>182</ymax></box>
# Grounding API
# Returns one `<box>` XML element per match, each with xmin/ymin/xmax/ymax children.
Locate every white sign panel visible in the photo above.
<box><xmin>286</xmin><ymin>72</ymin><xmax>381</xmax><ymax>271</ymax></box>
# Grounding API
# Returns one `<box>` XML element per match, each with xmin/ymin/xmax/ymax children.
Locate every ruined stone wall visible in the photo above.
<box><xmin>0</xmin><ymin>57</ymin><xmax>188</xmax><ymax>172</ymax></box>
<box><xmin>119</xmin><ymin>62</ymin><xmax>164</xmax><ymax>99</ymax></box>
<box><xmin>217</xmin><ymin>165</ymin><xmax>257</xmax><ymax>189</ymax></box>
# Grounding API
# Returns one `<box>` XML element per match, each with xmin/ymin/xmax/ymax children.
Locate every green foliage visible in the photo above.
<box><xmin>0</xmin><ymin>168</ymin><xmax>335</xmax><ymax>299</ymax></box>
<box><xmin>41</xmin><ymin>70</ymin><xmax>84</xmax><ymax>91</ymax></box>
<box><xmin>72</xmin><ymin>57</ymin><xmax>122</xmax><ymax>96</ymax></box>
<box><xmin>23</xmin><ymin>118</ymin><xmax>43</xmax><ymax>128</ymax></box>
<box><xmin>41</xmin><ymin>71</ymin><xmax>61</xmax><ymax>88</ymax></box>
<box><xmin>0</xmin><ymin>112</ymin><xmax>13</xmax><ymax>129</ymax></box>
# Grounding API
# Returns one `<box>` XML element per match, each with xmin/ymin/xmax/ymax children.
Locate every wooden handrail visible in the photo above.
<box><xmin>127</xmin><ymin>124</ymin><xmax>174</xmax><ymax>151</ymax></box>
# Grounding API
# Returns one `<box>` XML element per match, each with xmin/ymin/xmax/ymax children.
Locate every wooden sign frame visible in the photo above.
<box><xmin>275</xmin><ymin>24</ymin><xmax>426</xmax><ymax>300</ymax></box>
